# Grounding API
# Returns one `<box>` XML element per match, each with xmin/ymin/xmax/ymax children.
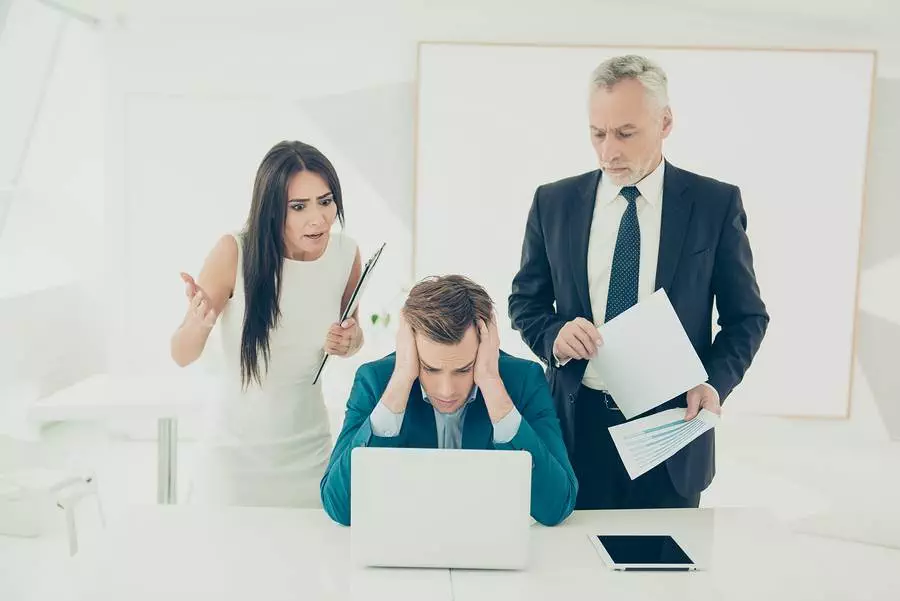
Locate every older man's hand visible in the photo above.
<box><xmin>684</xmin><ymin>383</ymin><xmax>721</xmax><ymax>421</ymax></box>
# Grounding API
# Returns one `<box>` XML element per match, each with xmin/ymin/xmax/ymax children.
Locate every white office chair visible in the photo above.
<box><xmin>0</xmin><ymin>434</ymin><xmax>105</xmax><ymax>556</ymax></box>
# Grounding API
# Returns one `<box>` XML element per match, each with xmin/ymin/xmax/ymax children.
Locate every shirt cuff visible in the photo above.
<box><xmin>491</xmin><ymin>406</ymin><xmax>523</xmax><ymax>444</ymax></box>
<box><xmin>552</xmin><ymin>350</ymin><xmax>572</xmax><ymax>368</ymax></box>
<box><xmin>700</xmin><ymin>382</ymin><xmax>720</xmax><ymax>402</ymax></box>
<box><xmin>369</xmin><ymin>401</ymin><xmax>405</xmax><ymax>438</ymax></box>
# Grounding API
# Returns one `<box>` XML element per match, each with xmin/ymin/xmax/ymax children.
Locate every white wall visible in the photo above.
<box><xmin>415</xmin><ymin>43</ymin><xmax>873</xmax><ymax>419</ymax></box>
<box><xmin>96</xmin><ymin>1</ymin><xmax>900</xmax><ymax>441</ymax></box>
<box><xmin>0</xmin><ymin>0</ymin><xmax>105</xmax><ymax>296</ymax></box>
<box><xmin>0</xmin><ymin>0</ymin><xmax>879</xmax><ymax>448</ymax></box>
<box><xmin>0</xmin><ymin>0</ymin><xmax>106</xmax><ymax>435</ymax></box>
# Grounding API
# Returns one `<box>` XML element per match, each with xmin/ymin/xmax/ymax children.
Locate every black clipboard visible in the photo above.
<box><xmin>312</xmin><ymin>242</ymin><xmax>386</xmax><ymax>384</ymax></box>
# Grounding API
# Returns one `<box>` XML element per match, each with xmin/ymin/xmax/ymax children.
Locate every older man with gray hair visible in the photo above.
<box><xmin>509</xmin><ymin>54</ymin><xmax>768</xmax><ymax>510</ymax></box>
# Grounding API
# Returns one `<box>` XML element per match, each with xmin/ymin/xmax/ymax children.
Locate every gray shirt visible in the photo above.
<box><xmin>369</xmin><ymin>385</ymin><xmax>522</xmax><ymax>447</ymax></box>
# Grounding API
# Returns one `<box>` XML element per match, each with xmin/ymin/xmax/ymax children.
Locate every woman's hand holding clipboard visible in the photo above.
<box><xmin>312</xmin><ymin>242</ymin><xmax>386</xmax><ymax>384</ymax></box>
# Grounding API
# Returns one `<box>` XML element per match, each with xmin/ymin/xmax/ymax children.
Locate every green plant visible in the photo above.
<box><xmin>367</xmin><ymin>284</ymin><xmax>410</xmax><ymax>329</ymax></box>
<box><xmin>369</xmin><ymin>311</ymin><xmax>392</xmax><ymax>327</ymax></box>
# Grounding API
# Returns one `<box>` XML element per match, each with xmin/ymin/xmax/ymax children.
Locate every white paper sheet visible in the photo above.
<box><xmin>593</xmin><ymin>289</ymin><xmax>709</xmax><ymax>419</ymax></box>
<box><xmin>608</xmin><ymin>408</ymin><xmax>719</xmax><ymax>480</ymax></box>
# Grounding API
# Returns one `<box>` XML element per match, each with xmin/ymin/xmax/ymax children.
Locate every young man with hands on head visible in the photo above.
<box><xmin>320</xmin><ymin>275</ymin><xmax>578</xmax><ymax>527</ymax></box>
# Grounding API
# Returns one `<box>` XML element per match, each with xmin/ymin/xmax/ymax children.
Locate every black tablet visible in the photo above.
<box><xmin>589</xmin><ymin>534</ymin><xmax>698</xmax><ymax>571</ymax></box>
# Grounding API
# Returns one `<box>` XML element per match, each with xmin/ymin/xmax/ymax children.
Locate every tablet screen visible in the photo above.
<box><xmin>596</xmin><ymin>535</ymin><xmax>694</xmax><ymax>565</ymax></box>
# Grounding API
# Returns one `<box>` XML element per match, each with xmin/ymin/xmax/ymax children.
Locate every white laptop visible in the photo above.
<box><xmin>350</xmin><ymin>447</ymin><xmax>532</xmax><ymax>570</ymax></box>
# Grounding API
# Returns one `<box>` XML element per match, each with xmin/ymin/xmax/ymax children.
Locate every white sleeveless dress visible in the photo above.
<box><xmin>189</xmin><ymin>230</ymin><xmax>358</xmax><ymax>508</ymax></box>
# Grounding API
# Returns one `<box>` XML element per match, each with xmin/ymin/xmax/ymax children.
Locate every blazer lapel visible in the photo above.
<box><xmin>461</xmin><ymin>390</ymin><xmax>492</xmax><ymax>450</ymax></box>
<box><xmin>655</xmin><ymin>162</ymin><xmax>693</xmax><ymax>292</ymax></box>
<box><xmin>406</xmin><ymin>381</ymin><xmax>438</xmax><ymax>448</ymax></box>
<box><xmin>569</xmin><ymin>170</ymin><xmax>601</xmax><ymax>320</ymax></box>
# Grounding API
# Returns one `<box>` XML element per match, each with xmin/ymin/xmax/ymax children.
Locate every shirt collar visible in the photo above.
<box><xmin>421</xmin><ymin>384</ymin><xmax>479</xmax><ymax>416</ymax></box>
<box><xmin>597</xmin><ymin>157</ymin><xmax>665</xmax><ymax>208</ymax></box>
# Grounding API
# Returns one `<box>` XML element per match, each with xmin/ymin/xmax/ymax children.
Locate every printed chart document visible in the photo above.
<box><xmin>593</xmin><ymin>289</ymin><xmax>709</xmax><ymax>419</ymax></box>
<box><xmin>609</xmin><ymin>408</ymin><xmax>719</xmax><ymax>480</ymax></box>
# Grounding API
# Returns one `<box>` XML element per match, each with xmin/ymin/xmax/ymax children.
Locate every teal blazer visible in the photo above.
<box><xmin>320</xmin><ymin>352</ymin><xmax>578</xmax><ymax>527</ymax></box>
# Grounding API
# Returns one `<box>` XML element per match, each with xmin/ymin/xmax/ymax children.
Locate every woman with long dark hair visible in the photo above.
<box><xmin>170</xmin><ymin>140</ymin><xmax>363</xmax><ymax>507</ymax></box>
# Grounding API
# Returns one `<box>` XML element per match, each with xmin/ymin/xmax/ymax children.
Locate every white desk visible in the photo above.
<box><xmin>28</xmin><ymin>374</ymin><xmax>216</xmax><ymax>504</ymax></box>
<box><xmin>61</xmin><ymin>505</ymin><xmax>900</xmax><ymax>601</ymax></box>
<box><xmin>67</xmin><ymin>505</ymin><xmax>452</xmax><ymax>601</ymax></box>
<box><xmin>451</xmin><ymin>508</ymin><xmax>900</xmax><ymax>600</ymax></box>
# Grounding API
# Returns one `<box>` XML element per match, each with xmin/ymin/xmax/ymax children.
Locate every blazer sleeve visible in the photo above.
<box><xmin>508</xmin><ymin>186</ymin><xmax>567</xmax><ymax>365</ymax></box>
<box><xmin>493</xmin><ymin>363</ymin><xmax>578</xmax><ymax>526</ymax></box>
<box><xmin>320</xmin><ymin>366</ymin><xmax>407</xmax><ymax>526</ymax></box>
<box><xmin>705</xmin><ymin>187</ymin><xmax>770</xmax><ymax>401</ymax></box>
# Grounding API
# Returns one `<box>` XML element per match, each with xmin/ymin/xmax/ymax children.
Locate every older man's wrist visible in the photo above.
<box><xmin>699</xmin><ymin>382</ymin><xmax>720</xmax><ymax>402</ymax></box>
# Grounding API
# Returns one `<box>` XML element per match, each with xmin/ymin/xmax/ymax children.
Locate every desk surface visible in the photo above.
<box><xmin>453</xmin><ymin>508</ymin><xmax>900</xmax><ymax>601</ymax></box>
<box><xmin>29</xmin><ymin>373</ymin><xmax>217</xmax><ymax>422</ymax></box>
<box><xmin>67</xmin><ymin>505</ymin><xmax>451</xmax><ymax>601</ymax></box>
<box><xmin>63</xmin><ymin>505</ymin><xmax>900</xmax><ymax>601</ymax></box>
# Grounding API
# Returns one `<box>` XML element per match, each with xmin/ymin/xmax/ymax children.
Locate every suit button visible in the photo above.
<box><xmin>568</xmin><ymin>393</ymin><xmax>576</xmax><ymax>404</ymax></box>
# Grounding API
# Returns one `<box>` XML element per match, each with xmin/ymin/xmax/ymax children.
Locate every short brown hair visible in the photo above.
<box><xmin>403</xmin><ymin>275</ymin><xmax>494</xmax><ymax>344</ymax></box>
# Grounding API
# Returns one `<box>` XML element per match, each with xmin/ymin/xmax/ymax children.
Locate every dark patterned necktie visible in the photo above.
<box><xmin>604</xmin><ymin>186</ymin><xmax>641</xmax><ymax>322</ymax></box>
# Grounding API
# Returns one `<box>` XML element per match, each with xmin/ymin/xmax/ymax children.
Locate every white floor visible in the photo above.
<box><xmin>3</xmin><ymin>416</ymin><xmax>900</xmax><ymax>599</ymax></box>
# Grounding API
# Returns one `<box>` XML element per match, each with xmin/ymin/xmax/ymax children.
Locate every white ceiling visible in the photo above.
<box><xmin>632</xmin><ymin>0</ymin><xmax>891</xmax><ymax>20</ymax></box>
<box><xmin>44</xmin><ymin>0</ymin><xmax>900</xmax><ymax>26</ymax></box>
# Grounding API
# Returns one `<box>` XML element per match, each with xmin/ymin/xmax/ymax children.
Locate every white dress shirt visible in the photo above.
<box><xmin>554</xmin><ymin>159</ymin><xmax>720</xmax><ymax>402</ymax></box>
<box><xmin>368</xmin><ymin>384</ymin><xmax>523</xmax><ymax>447</ymax></box>
<box><xmin>580</xmin><ymin>159</ymin><xmax>665</xmax><ymax>390</ymax></box>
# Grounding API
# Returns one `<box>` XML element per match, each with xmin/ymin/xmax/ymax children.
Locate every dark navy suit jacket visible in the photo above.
<box><xmin>508</xmin><ymin>162</ymin><xmax>769</xmax><ymax>497</ymax></box>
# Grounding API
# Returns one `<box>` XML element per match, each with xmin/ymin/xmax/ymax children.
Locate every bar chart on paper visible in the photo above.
<box><xmin>609</xmin><ymin>409</ymin><xmax>719</xmax><ymax>479</ymax></box>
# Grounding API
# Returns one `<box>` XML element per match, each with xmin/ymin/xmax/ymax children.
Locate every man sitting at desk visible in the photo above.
<box><xmin>320</xmin><ymin>275</ymin><xmax>578</xmax><ymax>527</ymax></box>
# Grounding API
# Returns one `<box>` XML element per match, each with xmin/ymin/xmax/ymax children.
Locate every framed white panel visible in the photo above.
<box><xmin>415</xmin><ymin>43</ymin><xmax>874</xmax><ymax>417</ymax></box>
